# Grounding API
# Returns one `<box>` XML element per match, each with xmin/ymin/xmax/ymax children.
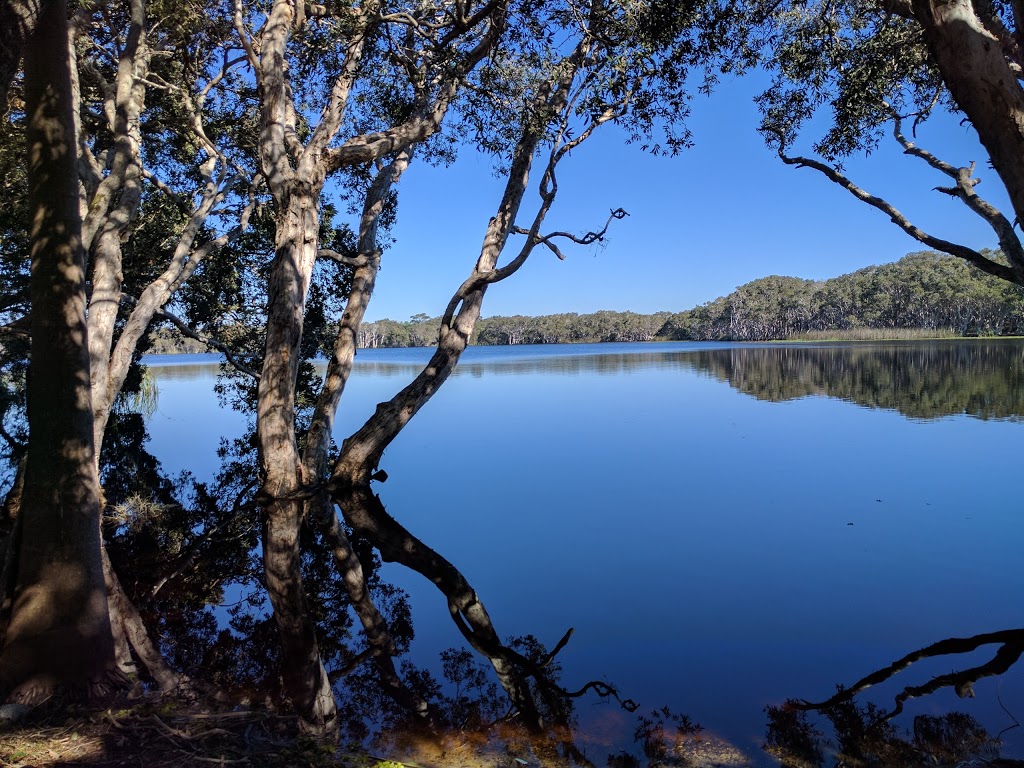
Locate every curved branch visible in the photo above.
<box><xmin>795</xmin><ymin>628</ymin><xmax>1024</xmax><ymax>721</ymax></box>
<box><xmin>777</xmin><ymin>145</ymin><xmax>1021</xmax><ymax>283</ymax></box>
<box><xmin>121</xmin><ymin>297</ymin><xmax>259</xmax><ymax>381</ymax></box>
<box><xmin>332</xmin><ymin>485</ymin><xmax>544</xmax><ymax>730</ymax></box>
<box><xmin>888</xmin><ymin>106</ymin><xmax>1024</xmax><ymax>272</ymax></box>
<box><xmin>513</xmin><ymin>208</ymin><xmax>628</xmax><ymax>260</ymax></box>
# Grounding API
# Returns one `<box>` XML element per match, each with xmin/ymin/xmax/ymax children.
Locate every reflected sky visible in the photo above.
<box><xmin>145</xmin><ymin>341</ymin><xmax>1024</xmax><ymax>764</ymax></box>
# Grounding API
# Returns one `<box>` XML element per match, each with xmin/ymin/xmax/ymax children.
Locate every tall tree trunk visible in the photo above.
<box><xmin>912</xmin><ymin>0</ymin><xmax>1024</xmax><ymax>281</ymax></box>
<box><xmin>257</xmin><ymin>187</ymin><xmax>337</xmax><ymax>732</ymax></box>
<box><xmin>0</xmin><ymin>0</ymin><xmax>119</xmax><ymax>702</ymax></box>
<box><xmin>302</xmin><ymin>149</ymin><xmax>434</xmax><ymax>723</ymax></box>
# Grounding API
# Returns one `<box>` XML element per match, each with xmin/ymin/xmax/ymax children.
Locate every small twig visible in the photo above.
<box><xmin>996</xmin><ymin>687</ymin><xmax>1022</xmax><ymax>740</ymax></box>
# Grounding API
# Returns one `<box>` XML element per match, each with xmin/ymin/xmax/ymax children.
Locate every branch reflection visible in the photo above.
<box><xmin>766</xmin><ymin>629</ymin><xmax>1024</xmax><ymax>768</ymax></box>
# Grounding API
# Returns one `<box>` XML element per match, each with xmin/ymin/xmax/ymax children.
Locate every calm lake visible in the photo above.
<box><xmin>144</xmin><ymin>340</ymin><xmax>1024</xmax><ymax>765</ymax></box>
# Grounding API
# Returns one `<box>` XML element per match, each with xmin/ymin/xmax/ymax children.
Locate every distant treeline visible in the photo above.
<box><xmin>356</xmin><ymin>310</ymin><xmax>671</xmax><ymax>348</ymax></box>
<box><xmin>149</xmin><ymin>251</ymin><xmax>1024</xmax><ymax>353</ymax></box>
<box><xmin>361</xmin><ymin>251</ymin><xmax>1024</xmax><ymax>346</ymax></box>
<box><xmin>661</xmin><ymin>251</ymin><xmax>1024</xmax><ymax>341</ymax></box>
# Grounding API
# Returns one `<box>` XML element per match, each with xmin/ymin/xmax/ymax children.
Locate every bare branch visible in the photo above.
<box><xmin>141</xmin><ymin>166</ymin><xmax>190</xmax><ymax>214</ymax></box>
<box><xmin>232</xmin><ymin>0</ymin><xmax>260</xmax><ymax>71</ymax></box>
<box><xmin>776</xmin><ymin>142</ymin><xmax>1020</xmax><ymax>283</ymax></box>
<box><xmin>120</xmin><ymin>296</ymin><xmax>259</xmax><ymax>381</ymax></box>
<box><xmin>887</xmin><ymin>107</ymin><xmax>1024</xmax><ymax>273</ymax></box>
<box><xmin>316</xmin><ymin>249</ymin><xmax>370</xmax><ymax>268</ymax></box>
<box><xmin>513</xmin><ymin>208</ymin><xmax>628</xmax><ymax>261</ymax></box>
<box><xmin>794</xmin><ymin>629</ymin><xmax>1024</xmax><ymax>722</ymax></box>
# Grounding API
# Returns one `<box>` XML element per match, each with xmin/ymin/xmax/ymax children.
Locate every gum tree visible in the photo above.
<box><xmin>1</xmin><ymin>0</ymin><xmax>264</xmax><ymax>697</ymax></box>
<box><xmin>750</xmin><ymin>0</ymin><xmax>1024</xmax><ymax>285</ymax></box>
<box><xmin>0</xmin><ymin>0</ymin><xmax>119</xmax><ymax>703</ymax></box>
<box><xmin>232</xmin><ymin>0</ymin><xmax>508</xmax><ymax>731</ymax></box>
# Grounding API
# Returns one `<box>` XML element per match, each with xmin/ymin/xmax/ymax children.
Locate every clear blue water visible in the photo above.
<box><xmin>145</xmin><ymin>340</ymin><xmax>1024</xmax><ymax>763</ymax></box>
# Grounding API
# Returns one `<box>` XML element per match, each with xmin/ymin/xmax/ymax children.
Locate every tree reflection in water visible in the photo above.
<box><xmin>682</xmin><ymin>340</ymin><xmax>1024</xmax><ymax>421</ymax></box>
<box><xmin>766</xmin><ymin>630</ymin><xmax>1024</xmax><ymax>768</ymax></box>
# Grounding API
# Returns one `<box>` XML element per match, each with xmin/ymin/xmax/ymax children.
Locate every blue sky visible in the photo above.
<box><xmin>362</xmin><ymin>72</ymin><xmax>1008</xmax><ymax>322</ymax></box>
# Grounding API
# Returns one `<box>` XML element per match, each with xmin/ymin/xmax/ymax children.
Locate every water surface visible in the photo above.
<box><xmin>146</xmin><ymin>340</ymin><xmax>1024</xmax><ymax>764</ymax></box>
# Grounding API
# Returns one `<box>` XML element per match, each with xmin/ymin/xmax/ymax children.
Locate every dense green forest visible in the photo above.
<box><xmin>338</xmin><ymin>250</ymin><xmax>1024</xmax><ymax>349</ymax></box>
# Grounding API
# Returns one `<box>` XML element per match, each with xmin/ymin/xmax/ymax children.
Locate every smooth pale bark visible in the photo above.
<box><xmin>328</xmin><ymin>76</ymin><xmax>569</xmax><ymax>733</ymax></box>
<box><xmin>326</xmin><ymin>35</ymin><xmax>614</xmax><ymax>730</ymax></box>
<box><xmin>0</xmin><ymin>0</ymin><xmax>118</xmax><ymax>702</ymax></box>
<box><xmin>251</xmin><ymin>0</ymin><xmax>358</xmax><ymax>724</ymax></box>
<box><xmin>247</xmin><ymin>0</ymin><xmax>505</xmax><ymax>729</ymax></box>
<box><xmin>301</xmin><ymin>150</ymin><xmax>435</xmax><ymax>723</ymax></box>
<box><xmin>258</xmin><ymin>185</ymin><xmax>337</xmax><ymax>730</ymax></box>
<box><xmin>303</xmin><ymin>150</ymin><xmax>413</xmax><ymax>481</ymax></box>
<box><xmin>910</xmin><ymin>0</ymin><xmax>1024</xmax><ymax>282</ymax></box>
<box><xmin>80</xmin><ymin>0</ymin><xmax>148</xmax><ymax>452</ymax></box>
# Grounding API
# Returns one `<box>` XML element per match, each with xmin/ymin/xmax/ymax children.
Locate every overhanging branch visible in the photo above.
<box><xmin>887</xmin><ymin>105</ymin><xmax>1024</xmax><ymax>273</ymax></box>
<box><xmin>775</xmin><ymin>141</ymin><xmax>1020</xmax><ymax>284</ymax></box>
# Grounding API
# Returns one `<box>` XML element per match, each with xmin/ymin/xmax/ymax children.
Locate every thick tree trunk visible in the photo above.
<box><xmin>257</xmin><ymin>188</ymin><xmax>337</xmax><ymax>732</ymax></box>
<box><xmin>912</xmin><ymin>0</ymin><xmax>1024</xmax><ymax>280</ymax></box>
<box><xmin>0</xmin><ymin>0</ymin><xmax>119</xmax><ymax>702</ymax></box>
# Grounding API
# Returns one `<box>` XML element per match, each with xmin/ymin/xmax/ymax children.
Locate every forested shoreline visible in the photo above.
<box><xmin>146</xmin><ymin>250</ymin><xmax>1024</xmax><ymax>353</ymax></box>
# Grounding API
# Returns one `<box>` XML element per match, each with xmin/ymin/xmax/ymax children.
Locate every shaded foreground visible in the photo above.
<box><xmin>4</xmin><ymin>626</ymin><xmax>1024</xmax><ymax>768</ymax></box>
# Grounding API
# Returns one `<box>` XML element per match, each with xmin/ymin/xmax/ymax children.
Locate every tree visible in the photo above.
<box><xmin>752</xmin><ymin>0</ymin><xmax>1024</xmax><ymax>286</ymax></box>
<box><xmin>325</xmin><ymin>0</ymin><xmax>697</xmax><ymax>736</ymax></box>
<box><xmin>230</xmin><ymin>0</ymin><xmax>509</xmax><ymax>731</ymax></box>
<box><xmin>0</xmin><ymin>0</ymin><xmax>119</xmax><ymax>702</ymax></box>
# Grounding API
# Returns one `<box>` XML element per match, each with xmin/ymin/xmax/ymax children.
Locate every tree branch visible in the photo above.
<box><xmin>887</xmin><ymin>105</ymin><xmax>1024</xmax><ymax>273</ymax></box>
<box><xmin>512</xmin><ymin>208</ymin><xmax>628</xmax><ymax>261</ymax></box>
<box><xmin>120</xmin><ymin>296</ymin><xmax>260</xmax><ymax>381</ymax></box>
<box><xmin>316</xmin><ymin>249</ymin><xmax>371</xmax><ymax>268</ymax></box>
<box><xmin>776</xmin><ymin>143</ymin><xmax>1020</xmax><ymax>283</ymax></box>
<box><xmin>794</xmin><ymin>629</ymin><xmax>1024</xmax><ymax>722</ymax></box>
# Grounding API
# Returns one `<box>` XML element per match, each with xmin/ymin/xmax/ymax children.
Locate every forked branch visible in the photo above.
<box><xmin>774</xmin><ymin>136</ymin><xmax>1021</xmax><ymax>284</ymax></box>
<box><xmin>794</xmin><ymin>629</ymin><xmax>1024</xmax><ymax>722</ymax></box>
<box><xmin>513</xmin><ymin>207</ymin><xmax>628</xmax><ymax>260</ymax></box>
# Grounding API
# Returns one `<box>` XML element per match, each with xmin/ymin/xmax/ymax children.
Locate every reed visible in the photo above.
<box><xmin>785</xmin><ymin>327</ymin><xmax>961</xmax><ymax>342</ymax></box>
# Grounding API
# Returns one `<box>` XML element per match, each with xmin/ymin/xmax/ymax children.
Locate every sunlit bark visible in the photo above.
<box><xmin>245</xmin><ymin>0</ymin><xmax>504</xmax><ymax>730</ymax></box>
<box><xmin>0</xmin><ymin>0</ymin><xmax>119</xmax><ymax>702</ymax></box>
